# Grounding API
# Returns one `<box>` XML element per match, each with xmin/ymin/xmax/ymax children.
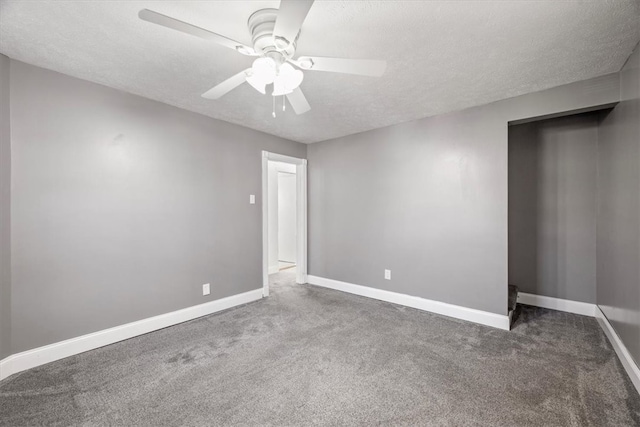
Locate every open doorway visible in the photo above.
<box><xmin>261</xmin><ymin>151</ymin><xmax>307</xmax><ymax>297</ymax></box>
<box><xmin>268</xmin><ymin>161</ymin><xmax>297</xmax><ymax>273</ymax></box>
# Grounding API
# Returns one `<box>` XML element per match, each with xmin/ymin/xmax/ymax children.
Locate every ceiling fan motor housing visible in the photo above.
<box><xmin>248</xmin><ymin>8</ymin><xmax>298</xmax><ymax>60</ymax></box>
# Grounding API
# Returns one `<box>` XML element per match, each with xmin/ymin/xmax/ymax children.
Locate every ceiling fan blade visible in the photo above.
<box><xmin>292</xmin><ymin>56</ymin><xmax>387</xmax><ymax>77</ymax></box>
<box><xmin>273</xmin><ymin>0</ymin><xmax>314</xmax><ymax>46</ymax></box>
<box><xmin>139</xmin><ymin>9</ymin><xmax>256</xmax><ymax>56</ymax></box>
<box><xmin>202</xmin><ymin>69</ymin><xmax>250</xmax><ymax>100</ymax></box>
<box><xmin>286</xmin><ymin>87</ymin><xmax>311</xmax><ymax>115</ymax></box>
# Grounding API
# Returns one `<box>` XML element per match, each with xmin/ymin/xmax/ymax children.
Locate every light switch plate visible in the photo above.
<box><xmin>203</xmin><ymin>283</ymin><xmax>210</xmax><ymax>296</ymax></box>
<box><xmin>249</xmin><ymin>194</ymin><xmax>256</xmax><ymax>204</ymax></box>
<box><xmin>384</xmin><ymin>269</ymin><xmax>391</xmax><ymax>280</ymax></box>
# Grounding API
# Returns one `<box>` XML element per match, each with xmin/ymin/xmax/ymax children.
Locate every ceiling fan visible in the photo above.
<box><xmin>138</xmin><ymin>0</ymin><xmax>387</xmax><ymax>115</ymax></box>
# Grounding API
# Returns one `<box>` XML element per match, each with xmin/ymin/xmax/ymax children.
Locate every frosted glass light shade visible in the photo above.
<box><xmin>245</xmin><ymin>57</ymin><xmax>277</xmax><ymax>94</ymax></box>
<box><xmin>272</xmin><ymin>63</ymin><xmax>304</xmax><ymax>96</ymax></box>
<box><xmin>246</xmin><ymin>70</ymin><xmax>267</xmax><ymax>94</ymax></box>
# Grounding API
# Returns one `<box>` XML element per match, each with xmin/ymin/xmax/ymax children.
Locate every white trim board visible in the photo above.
<box><xmin>307</xmin><ymin>275</ymin><xmax>510</xmax><ymax>330</ymax></box>
<box><xmin>595</xmin><ymin>307</ymin><xmax>640</xmax><ymax>395</ymax></box>
<box><xmin>0</xmin><ymin>289</ymin><xmax>262</xmax><ymax>382</ymax></box>
<box><xmin>517</xmin><ymin>292</ymin><xmax>596</xmax><ymax>317</ymax></box>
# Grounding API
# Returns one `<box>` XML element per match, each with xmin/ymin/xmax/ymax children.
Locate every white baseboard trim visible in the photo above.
<box><xmin>307</xmin><ymin>275</ymin><xmax>510</xmax><ymax>330</ymax></box>
<box><xmin>595</xmin><ymin>306</ymin><xmax>640</xmax><ymax>395</ymax></box>
<box><xmin>0</xmin><ymin>288</ymin><xmax>263</xmax><ymax>382</ymax></box>
<box><xmin>517</xmin><ymin>292</ymin><xmax>596</xmax><ymax>317</ymax></box>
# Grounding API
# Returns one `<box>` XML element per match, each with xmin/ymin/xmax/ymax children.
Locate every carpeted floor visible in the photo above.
<box><xmin>1</xmin><ymin>270</ymin><xmax>639</xmax><ymax>426</ymax></box>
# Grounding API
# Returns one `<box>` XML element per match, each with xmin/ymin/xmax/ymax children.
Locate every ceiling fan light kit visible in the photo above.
<box><xmin>139</xmin><ymin>0</ymin><xmax>387</xmax><ymax>116</ymax></box>
<box><xmin>244</xmin><ymin>56</ymin><xmax>304</xmax><ymax>98</ymax></box>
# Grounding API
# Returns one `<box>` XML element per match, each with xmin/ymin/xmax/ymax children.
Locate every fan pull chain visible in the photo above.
<box><xmin>283</xmin><ymin>96</ymin><xmax>286</xmax><ymax>112</ymax></box>
<box><xmin>272</xmin><ymin>96</ymin><xmax>276</xmax><ymax>118</ymax></box>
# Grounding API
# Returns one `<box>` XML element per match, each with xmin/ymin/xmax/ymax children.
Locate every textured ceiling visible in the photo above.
<box><xmin>1</xmin><ymin>1</ymin><xmax>638</xmax><ymax>143</ymax></box>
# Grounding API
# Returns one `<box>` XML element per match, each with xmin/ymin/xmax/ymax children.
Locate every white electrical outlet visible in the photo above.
<box><xmin>249</xmin><ymin>194</ymin><xmax>256</xmax><ymax>204</ymax></box>
<box><xmin>384</xmin><ymin>269</ymin><xmax>391</xmax><ymax>280</ymax></box>
<box><xmin>202</xmin><ymin>283</ymin><xmax>210</xmax><ymax>296</ymax></box>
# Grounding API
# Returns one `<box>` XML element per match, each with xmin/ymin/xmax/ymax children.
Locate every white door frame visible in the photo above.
<box><xmin>262</xmin><ymin>151</ymin><xmax>307</xmax><ymax>296</ymax></box>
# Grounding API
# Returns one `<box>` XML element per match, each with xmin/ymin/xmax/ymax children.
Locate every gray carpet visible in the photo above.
<box><xmin>1</xmin><ymin>270</ymin><xmax>639</xmax><ymax>426</ymax></box>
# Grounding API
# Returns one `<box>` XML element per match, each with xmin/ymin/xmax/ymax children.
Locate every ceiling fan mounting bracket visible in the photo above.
<box><xmin>248</xmin><ymin>8</ymin><xmax>297</xmax><ymax>59</ymax></box>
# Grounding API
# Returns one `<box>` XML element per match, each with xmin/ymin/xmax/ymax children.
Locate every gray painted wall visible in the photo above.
<box><xmin>10</xmin><ymin>60</ymin><xmax>306</xmax><ymax>353</ymax></box>
<box><xmin>597</xmin><ymin>45</ymin><xmax>640</xmax><ymax>365</ymax></box>
<box><xmin>308</xmin><ymin>72</ymin><xmax>619</xmax><ymax>316</ymax></box>
<box><xmin>308</xmin><ymin>107</ymin><xmax>508</xmax><ymax>314</ymax></box>
<box><xmin>0</xmin><ymin>54</ymin><xmax>10</xmax><ymax>359</ymax></box>
<box><xmin>509</xmin><ymin>114</ymin><xmax>598</xmax><ymax>303</ymax></box>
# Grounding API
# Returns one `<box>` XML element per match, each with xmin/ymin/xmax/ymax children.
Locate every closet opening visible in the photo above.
<box><xmin>507</xmin><ymin>108</ymin><xmax>613</xmax><ymax>327</ymax></box>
